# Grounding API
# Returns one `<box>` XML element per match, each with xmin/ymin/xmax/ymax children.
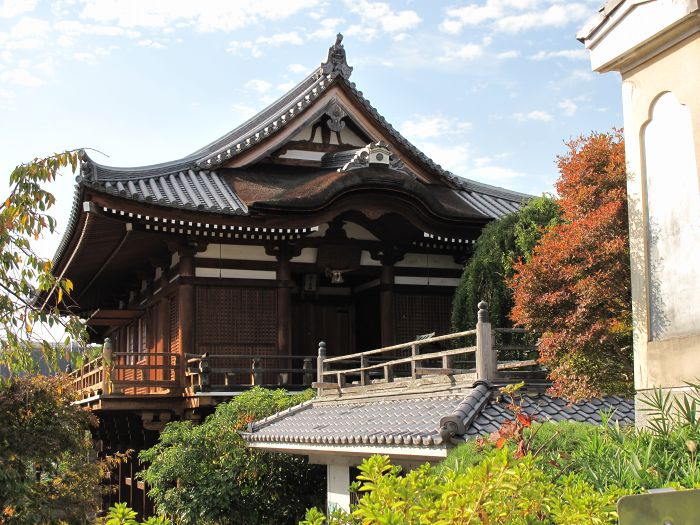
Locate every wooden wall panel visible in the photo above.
<box><xmin>395</xmin><ymin>292</ymin><xmax>453</xmax><ymax>343</ymax></box>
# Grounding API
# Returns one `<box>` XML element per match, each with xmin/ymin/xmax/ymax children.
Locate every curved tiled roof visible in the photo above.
<box><xmin>76</xmin><ymin>33</ymin><xmax>529</xmax><ymax>218</ymax></box>
<box><xmin>240</xmin><ymin>382</ymin><xmax>634</xmax><ymax>450</ymax></box>
<box><xmin>81</xmin><ymin>168</ymin><xmax>246</xmax><ymax>215</ymax></box>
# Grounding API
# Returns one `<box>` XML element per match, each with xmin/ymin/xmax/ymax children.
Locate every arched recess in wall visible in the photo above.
<box><xmin>641</xmin><ymin>91</ymin><xmax>700</xmax><ymax>341</ymax></box>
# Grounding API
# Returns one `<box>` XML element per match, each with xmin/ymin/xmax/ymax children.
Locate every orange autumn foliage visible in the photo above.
<box><xmin>510</xmin><ymin>130</ymin><xmax>633</xmax><ymax>400</ymax></box>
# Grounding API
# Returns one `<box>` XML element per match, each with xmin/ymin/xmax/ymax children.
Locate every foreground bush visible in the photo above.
<box><xmin>0</xmin><ymin>376</ymin><xmax>101</xmax><ymax>524</ymax></box>
<box><xmin>138</xmin><ymin>387</ymin><xmax>324</xmax><ymax>525</ymax></box>
<box><xmin>302</xmin><ymin>449</ymin><xmax>624</xmax><ymax>525</ymax></box>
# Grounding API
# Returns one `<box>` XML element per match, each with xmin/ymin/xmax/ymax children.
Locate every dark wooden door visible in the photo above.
<box><xmin>293</xmin><ymin>296</ymin><xmax>355</xmax><ymax>358</ymax></box>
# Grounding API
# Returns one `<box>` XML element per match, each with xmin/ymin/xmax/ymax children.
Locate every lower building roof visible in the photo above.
<box><xmin>240</xmin><ymin>381</ymin><xmax>634</xmax><ymax>454</ymax></box>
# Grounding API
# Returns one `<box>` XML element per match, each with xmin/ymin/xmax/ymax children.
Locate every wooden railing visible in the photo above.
<box><xmin>69</xmin><ymin>356</ymin><xmax>104</xmax><ymax>397</ymax></box>
<box><xmin>109</xmin><ymin>351</ymin><xmax>181</xmax><ymax>395</ymax></box>
<box><xmin>185</xmin><ymin>354</ymin><xmax>316</xmax><ymax>392</ymax></box>
<box><xmin>69</xmin><ymin>346</ymin><xmax>181</xmax><ymax>398</ymax></box>
<box><xmin>313</xmin><ymin>301</ymin><xmax>542</xmax><ymax>392</ymax></box>
<box><xmin>69</xmin><ymin>301</ymin><xmax>541</xmax><ymax>399</ymax></box>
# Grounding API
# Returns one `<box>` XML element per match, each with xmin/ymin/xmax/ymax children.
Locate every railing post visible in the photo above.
<box><xmin>317</xmin><ymin>341</ymin><xmax>326</xmax><ymax>384</ymax></box>
<box><xmin>360</xmin><ymin>354</ymin><xmax>369</xmax><ymax>386</ymax></box>
<box><xmin>302</xmin><ymin>358</ymin><xmax>314</xmax><ymax>386</ymax></box>
<box><xmin>252</xmin><ymin>358</ymin><xmax>262</xmax><ymax>386</ymax></box>
<box><xmin>383</xmin><ymin>364</ymin><xmax>394</xmax><ymax>383</ymax></box>
<box><xmin>198</xmin><ymin>354</ymin><xmax>210</xmax><ymax>392</ymax></box>
<box><xmin>411</xmin><ymin>343</ymin><xmax>419</xmax><ymax>379</ymax></box>
<box><xmin>102</xmin><ymin>338</ymin><xmax>113</xmax><ymax>396</ymax></box>
<box><xmin>476</xmin><ymin>301</ymin><xmax>496</xmax><ymax>381</ymax></box>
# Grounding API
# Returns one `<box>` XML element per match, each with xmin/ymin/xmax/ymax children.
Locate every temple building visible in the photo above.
<box><xmin>57</xmin><ymin>34</ymin><xmax>529</xmax><ymax>515</ymax></box>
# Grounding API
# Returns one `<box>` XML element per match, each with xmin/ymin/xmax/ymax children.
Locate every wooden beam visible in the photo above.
<box><xmin>311</xmin><ymin>382</ymin><xmax>340</xmax><ymax>390</ymax></box>
<box><xmin>414</xmin><ymin>367</ymin><xmax>454</xmax><ymax>376</ymax></box>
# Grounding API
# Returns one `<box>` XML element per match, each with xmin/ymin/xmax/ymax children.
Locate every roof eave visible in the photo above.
<box><xmin>241</xmin><ymin>439</ymin><xmax>449</xmax><ymax>459</ymax></box>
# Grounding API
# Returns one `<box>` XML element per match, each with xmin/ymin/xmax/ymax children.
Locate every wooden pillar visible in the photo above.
<box><xmin>178</xmin><ymin>250</ymin><xmax>196</xmax><ymax>386</ymax></box>
<box><xmin>276</xmin><ymin>253</ymin><xmax>292</xmax><ymax>357</ymax></box>
<box><xmin>380</xmin><ymin>262</ymin><xmax>395</xmax><ymax>347</ymax></box>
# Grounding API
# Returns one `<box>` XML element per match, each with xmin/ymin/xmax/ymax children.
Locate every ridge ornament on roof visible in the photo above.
<box><xmin>321</xmin><ymin>33</ymin><xmax>353</xmax><ymax>79</ymax></box>
<box><xmin>339</xmin><ymin>141</ymin><xmax>414</xmax><ymax>177</ymax></box>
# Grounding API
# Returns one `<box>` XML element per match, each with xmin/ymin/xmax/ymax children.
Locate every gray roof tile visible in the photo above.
<box><xmin>85</xmin><ymin>169</ymin><xmax>247</xmax><ymax>215</ymax></box>
<box><xmin>241</xmin><ymin>384</ymin><xmax>635</xmax><ymax>450</ymax></box>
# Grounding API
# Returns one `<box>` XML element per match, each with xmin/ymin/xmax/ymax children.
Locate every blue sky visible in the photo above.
<box><xmin>0</xmin><ymin>0</ymin><xmax>622</xmax><ymax>258</ymax></box>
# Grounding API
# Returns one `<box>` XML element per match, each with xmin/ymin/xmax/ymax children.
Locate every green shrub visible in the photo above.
<box><xmin>139</xmin><ymin>387</ymin><xmax>324</xmax><ymax>525</ymax></box>
<box><xmin>571</xmin><ymin>402</ymin><xmax>700</xmax><ymax>491</ymax></box>
<box><xmin>0</xmin><ymin>376</ymin><xmax>102</xmax><ymax>524</ymax></box>
<box><xmin>101</xmin><ymin>503</ymin><xmax>171</xmax><ymax>525</ymax></box>
<box><xmin>308</xmin><ymin>449</ymin><xmax>622</xmax><ymax>525</ymax></box>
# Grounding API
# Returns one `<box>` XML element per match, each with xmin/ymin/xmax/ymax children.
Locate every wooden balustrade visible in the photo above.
<box><xmin>109</xmin><ymin>351</ymin><xmax>181</xmax><ymax>394</ymax></box>
<box><xmin>313</xmin><ymin>301</ymin><xmax>543</xmax><ymax>392</ymax></box>
<box><xmin>185</xmin><ymin>354</ymin><xmax>316</xmax><ymax>392</ymax></box>
<box><xmin>68</xmin><ymin>301</ymin><xmax>542</xmax><ymax>400</ymax></box>
<box><xmin>69</xmin><ymin>356</ymin><xmax>104</xmax><ymax>397</ymax></box>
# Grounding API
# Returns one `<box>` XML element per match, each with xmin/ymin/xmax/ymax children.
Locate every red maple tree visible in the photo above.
<box><xmin>510</xmin><ymin>130</ymin><xmax>633</xmax><ymax>400</ymax></box>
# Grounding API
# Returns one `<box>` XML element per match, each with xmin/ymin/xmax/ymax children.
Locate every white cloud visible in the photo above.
<box><xmin>227</xmin><ymin>40</ymin><xmax>263</xmax><ymax>58</ymax></box>
<box><xmin>277</xmin><ymin>81</ymin><xmax>296</xmax><ymax>91</ymax></box>
<box><xmin>73</xmin><ymin>51</ymin><xmax>97</xmax><ymax>64</ymax></box>
<box><xmin>474</xmin><ymin>156</ymin><xmax>492</xmax><ymax>168</ymax></box>
<box><xmin>288</xmin><ymin>63</ymin><xmax>309</xmax><ymax>74</ymax></box>
<box><xmin>513</xmin><ymin>110</ymin><xmax>553</xmax><ymax>122</ymax></box>
<box><xmin>228</xmin><ymin>31</ymin><xmax>304</xmax><ymax>57</ymax></box>
<box><xmin>494</xmin><ymin>3</ymin><xmax>591</xmax><ymax>32</ymax></box>
<box><xmin>79</xmin><ymin>0</ymin><xmax>322</xmax><ymax>32</ymax></box>
<box><xmin>73</xmin><ymin>45</ymin><xmax>118</xmax><ymax>64</ymax></box>
<box><xmin>0</xmin><ymin>67</ymin><xmax>44</xmax><ymax>86</ymax></box>
<box><xmin>308</xmin><ymin>17</ymin><xmax>343</xmax><ymax>40</ymax></box>
<box><xmin>496</xmin><ymin>50</ymin><xmax>520</xmax><ymax>59</ymax></box>
<box><xmin>54</xmin><ymin>20</ymin><xmax>129</xmax><ymax>37</ymax></box>
<box><xmin>441</xmin><ymin>1</ymin><xmax>592</xmax><ymax>34</ymax></box>
<box><xmin>0</xmin><ymin>0</ymin><xmax>37</xmax><ymax>18</ymax></box>
<box><xmin>440</xmin><ymin>0</ymin><xmax>539</xmax><ymax>34</ymax></box>
<box><xmin>419</xmin><ymin>143</ymin><xmax>470</xmax><ymax>173</ymax></box>
<box><xmin>138</xmin><ymin>39</ymin><xmax>166</xmax><ymax>48</ymax></box>
<box><xmin>245</xmin><ymin>79</ymin><xmax>272</xmax><ymax>94</ymax></box>
<box><xmin>232</xmin><ymin>103</ymin><xmax>258</xmax><ymax>120</ymax></box>
<box><xmin>4</xmin><ymin>16</ymin><xmax>51</xmax><ymax>48</ymax></box>
<box><xmin>344</xmin><ymin>0</ymin><xmax>421</xmax><ymax>39</ymax></box>
<box><xmin>559</xmin><ymin>99</ymin><xmax>577</xmax><ymax>116</ymax></box>
<box><xmin>439</xmin><ymin>43</ymin><xmax>483</xmax><ymax>62</ymax></box>
<box><xmin>400</xmin><ymin>115</ymin><xmax>471</xmax><ymax>141</ymax></box>
<box><xmin>467</xmin><ymin>165</ymin><xmax>526</xmax><ymax>183</ymax></box>
<box><xmin>529</xmin><ymin>49</ymin><xmax>588</xmax><ymax>60</ymax></box>
<box><xmin>257</xmin><ymin>31</ymin><xmax>304</xmax><ymax>46</ymax></box>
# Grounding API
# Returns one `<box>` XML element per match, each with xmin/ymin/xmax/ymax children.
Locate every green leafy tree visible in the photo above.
<box><xmin>0</xmin><ymin>151</ymin><xmax>88</xmax><ymax>375</ymax></box>
<box><xmin>138</xmin><ymin>387</ymin><xmax>325</xmax><ymax>525</ymax></box>
<box><xmin>452</xmin><ymin>196</ymin><xmax>561</xmax><ymax>331</ymax></box>
<box><xmin>0</xmin><ymin>375</ymin><xmax>102</xmax><ymax>524</ymax></box>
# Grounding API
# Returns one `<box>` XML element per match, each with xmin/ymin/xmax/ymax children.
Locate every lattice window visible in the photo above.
<box><xmin>395</xmin><ymin>292</ymin><xmax>453</xmax><ymax>343</ymax></box>
<box><xmin>196</xmin><ymin>287</ymin><xmax>277</xmax><ymax>356</ymax></box>
<box><xmin>169</xmin><ymin>295</ymin><xmax>179</xmax><ymax>355</ymax></box>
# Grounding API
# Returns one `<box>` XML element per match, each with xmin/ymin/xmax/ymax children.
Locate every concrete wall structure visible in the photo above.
<box><xmin>578</xmin><ymin>0</ymin><xmax>700</xmax><ymax>420</ymax></box>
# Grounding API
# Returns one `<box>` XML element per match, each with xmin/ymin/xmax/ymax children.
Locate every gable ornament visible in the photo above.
<box><xmin>339</xmin><ymin>141</ymin><xmax>415</xmax><ymax>177</ymax></box>
<box><xmin>325</xmin><ymin>100</ymin><xmax>347</xmax><ymax>132</ymax></box>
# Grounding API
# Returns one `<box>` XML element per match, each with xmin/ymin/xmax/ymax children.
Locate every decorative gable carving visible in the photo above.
<box><xmin>325</xmin><ymin>101</ymin><xmax>347</xmax><ymax>132</ymax></box>
<box><xmin>338</xmin><ymin>142</ymin><xmax>415</xmax><ymax>177</ymax></box>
